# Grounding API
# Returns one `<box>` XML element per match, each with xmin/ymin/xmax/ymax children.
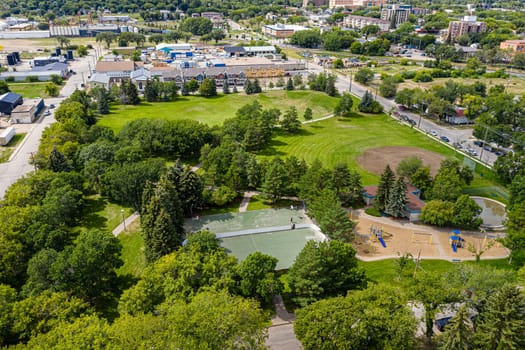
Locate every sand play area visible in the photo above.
<box><xmin>352</xmin><ymin>210</ymin><xmax>509</xmax><ymax>262</ymax></box>
<box><xmin>357</xmin><ymin>146</ymin><xmax>446</xmax><ymax>176</ymax></box>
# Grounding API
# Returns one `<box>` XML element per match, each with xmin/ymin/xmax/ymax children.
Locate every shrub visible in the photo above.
<box><xmin>365</xmin><ymin>207</ymin><xmax>382</xmax><ymax>217</ymax></box>
<box><xmin>401</xmin><ymin>71</ymin><xmax>416</xmax><ymax>80</ymax></box>
<box><xmin>413</xmin><ymin>71</ymin><xmax>433</xmax><ymax>82</ymax></box>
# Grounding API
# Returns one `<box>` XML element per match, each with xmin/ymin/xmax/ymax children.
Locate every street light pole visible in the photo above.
<box><xmin>349</xmin><ymin>71</ymin><xmax>352</xmax><ymax>92</ymax></box>
<box><xmin>121</xmin><ymin>209</ymin><xmax>127</xmax><ymax>232</ymax></box>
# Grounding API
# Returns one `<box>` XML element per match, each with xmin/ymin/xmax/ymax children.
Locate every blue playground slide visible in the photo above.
<box><xmin>378</xmin><ymin>237</ymin><xmax>387</xmax><ymax>248</ymax></box>
<box><xmin>452</xmin><ymin>243</ymin><xmax>457</xmax><ymax>253</ymax></box>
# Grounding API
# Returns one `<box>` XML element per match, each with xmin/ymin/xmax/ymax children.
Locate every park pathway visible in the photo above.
<box><xmin>112</xmin><ymin>212</ymin><xmax>140</xmax><ymax>236</ymax></box>
<box><xmin>238</xmin><ymin>191</ymin><xmax>260</xmax><ymax>212</ymax></box>
<box><xmin>265</xmin><ymin>295</ymin><xmax>302</xmax><ymax>350</ymax></box>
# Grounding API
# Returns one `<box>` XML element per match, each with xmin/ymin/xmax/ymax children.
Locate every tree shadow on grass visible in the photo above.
<box><xmin>80</xmin><ymin>196</ymin><xmax>108</xmax><ymax>230</ymax></box>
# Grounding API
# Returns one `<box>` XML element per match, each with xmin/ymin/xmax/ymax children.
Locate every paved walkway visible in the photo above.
<box><xmin>266</xmin><ymin>295</ymin><xmax>302</xmax><ymax>350</ymax></box>
<box><xmin>239</xmin><ymin>191</ymin><xmax>259</xmax><ymax>212</ymax></box>
<box><xmin>112</xmin><ymin>212</ymin><xmax>140</xmax><ymax>236</ymax></box>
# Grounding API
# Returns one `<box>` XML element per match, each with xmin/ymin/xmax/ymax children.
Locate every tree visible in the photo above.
<box><xmin>0</xmin><ymin>81</ymin><xmax>9</xmax><ymax>95</ymax></box>
<box><xmin>50</xmin><ymin>74</ymin><xmax>63</xmax><ymax>85</ymax></box>
<box><xmin>236</xmin><ymin>252</ymin><xmax>282</xmax><ymax>304</ymax></box>
<box><xmin>96</xmin><ymin>32</ymin><xmax>117</xmax><ymax>48</ymax></box>
<box><xmin>49</xmin><ymin>229</ymin><xmax>122</xmax><ymax>306</ymax></box>
<box><xmin>474</xmin><ymin>284</ymin><xmax>525</xmax><ymax>350</ymax></box>
<box><xmin>334</xmin><ymin>92</ymin><xmax>354</xmax><ymax>117</ymax></box>
<box><xmin>290</xmin><ymin>29</ymin><xmax>321</xmax><ymax>48</ymax></box>
<box><xmin>260</xmin><ymin>157</ymin><xmax>289</xmax><ymax>202</ymax></box>
<box><xmin>385</xmin><ymin>177</ymin><xmax>407</xmax><ymax>218</ymax></box>
<box><xmin>149</xmin><ymin>33</ymin><xmax>164</xmax><ymax>45</ymax></box>
<box><xmin>44</xmin><ymin>83</ymin><xmax>59</xmax><ymax>97</ymax></box>
<box><xmin>90</xmin><ymin>86</ymin><xmax>110</xmax><ymax>114</ymax></box>
<box><xmin>179</xmin><ymin>17</ymin><xmax>213</xmax><ymax>36</ymax></box>
<box><xmin>452</xmin><ymin>195</ymin><xmax>482</xmax><ymax>230</ymax></box>
<box><xmin>285</xmin><ymin>77</ymin><xmax>294</xmax><ymax>90</ymax></box>
<box><xmin>420</xmin><ymin>200</ymin><xmax>454</xmax><ymax>227</ymax></box>
<box><xmin>354</xmin><ymin>67</ymin><xmax>374</xmax><ymax>85</ymax></box>
<box><xmin>210</xmin><ymin>29</ymin><xmax>226</xmax><ymax>43</ymax></box>
<box><xmin>165</xmin><ymin>161</ymin><xmax>204</xmax><ymax>216</ymax></box>
<box><xmin>288</xmin><ymin>240</ymin><xmax>366</xmax><ymax>306</ymax></box>
<box><xmin>55</xmin><ymin>35</ymin><xmax>70</xmax><ymax>48</ymax></box>
<box><xmin>199</xmin><ymin>78</ymin><xmax>217</xmax><ymax>97</ymax></box>
<box><xmin>374</xmin><ymin>165</ymin><xmax>395</xmax><ymax>213</ymax></box>
<box><xmin>281</xmin><ymin>106</ymin><xmax>301</xmax><ymax>133</ymax></box>
<box><xmin>294</xmin><ymin>284</ymin><xmax>416</xmax><ymax>350</ymax></box>
<box><xmin>119</xmin><ymin>80</ymin><xmax>140</xmax><ymax>105</ymax></box>
<box><xmin>410</xmin><ymin>166</ymin><xmax>433</xmax><ymax>198</ymax></box>
<box><xmin>358</xmin><ymin>91</ymin><xmax>383</xmax><ymax>113</ymax></box>
<box><xmin>185</xmin><ymin>79</ymin><xmax>199</xmax><ymax>94</ymax></box>
<box><xmin>48</xmin><ymin>147</ymin><xmax>72</xmax><ymax>172</ymax></box>
<box><xmin>222</xmin><ymin>81</ymin><xmax>230</xmax><ymax>94</ymax></box>
<box><xmin>429</xmin><ymin>167</ymin><xmax>463</xmax><ymax>202</ymax></box>
<box><xmin>397</xmin><ymin>156</ymin><xmax>423</xmax><ymax>178</ymax></box>
<box><xmin>310</xmin><ymin>188</ymin><xmax>356</xmax><ymax>242</ymax></box>
<box><xmin>379</xmin><ymin>76</ymin><xmax>398</xmax><ymax>98</ymax></box>
<box><xmin>438</xmin><ymin>306</ymin><xmax>474</xmax><ymax>350</ymax></box>
<box><xmin>141</xmin><ymin>176</ymin><xmax>185</xmax><ymax>264</ymax></box>
<box><xmin>303</xmin><ymin>107</ymin><xmax>313</xmax><ymax>121</ymax></box>
<box><xmin>76</xmin><ymin>45</ymin><xmax>88</xmax><ymax>57</ymax></box>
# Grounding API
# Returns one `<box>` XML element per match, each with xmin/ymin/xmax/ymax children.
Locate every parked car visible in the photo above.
<box><xmin>430</xmin><ymin>130</ymin><xmax>438</xmax><ymax>137</ymax></box>
<box><xmin>440</xmin><ymin>136</ymin><xmax>450</xmax><ymax>142</ymax></box>
<box><xmin>453</xmin><ymin>143</ymin><xmax>463</xmax><ymax>149</ymax></box>
<box><xmin>408</xmin><ymin>119</ymin><xmax>416</xmax><ymax>126</ymax></box>
<box><xmin>43</xmin><ymin>111</ymin><xmax>51</xmax><ymax>116</ymax></box>
<box><xmin>473</xmin><ymin>140</ymin><xmax>483</xmax><ymax>147</ymax></box>
<box><xmin>49</xmin><ymin>104</ymin><xmax>55</xmax><ymax>109</ymax></box>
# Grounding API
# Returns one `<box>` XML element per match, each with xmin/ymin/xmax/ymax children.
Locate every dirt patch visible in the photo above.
<box><xmin>357</xmin><ymin>146</ymin><xmax>445</xmax><ymax>177</ymax></box>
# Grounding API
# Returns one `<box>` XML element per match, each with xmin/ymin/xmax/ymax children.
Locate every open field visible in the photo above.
<box><xmin>260</xmin><ymin>113</ymin><xmax>461</xmax><ymax>184</ymax></box>
<box><xmin>117</xmin><ymin>222</ymin><xmax>146</xmax><ymax>278</ymax></box>
<box><xmin>0</xmin><ymin>133</ymin><xmax>26</xmax><ymax>163</ymax></box>
<box><xmin>98</xmin><ymin>90</ymin><xmax>339</xmax><ymax>132</ymax></box>
<box><xmin>0</xmin><ymin>37</ymin><xmax>97</xmax><ymax>51</ymax></box>
<box><xmin>9</xmin><ymin>82</ymin><xmax>49</xmax><ymax>98</ymax></box>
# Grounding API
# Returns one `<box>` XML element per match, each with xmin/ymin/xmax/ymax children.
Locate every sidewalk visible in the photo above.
<box><xmin>112</xmin><ymin>212</ymin><xmax>140</xmax><ymax>236</ymax></box>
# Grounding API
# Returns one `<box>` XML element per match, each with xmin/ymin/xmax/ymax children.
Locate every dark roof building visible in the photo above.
<box><xmin>0</xmin><ymin>92</ymin><xmax>23</xmax><ymax>115</ymax></box>
<box><xmin>223</xmin><ymin>46</ymin><xmax>246</xmax><ymax>57</ymax></box>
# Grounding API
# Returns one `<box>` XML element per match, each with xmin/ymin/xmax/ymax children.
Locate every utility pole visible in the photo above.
<box><xmin>349</xmin><ymin>70</ymin><xmax>353</xmax><ymax>92</ymax></box>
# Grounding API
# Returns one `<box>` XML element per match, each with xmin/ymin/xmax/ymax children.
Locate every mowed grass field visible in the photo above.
<box><xmin>98</xmin><ymin>90</ymin><xmax>339</xmax><ymax>132</ymax></box>
<box><xmin>259</xmin><ymin>112</ymin><xmax>460</xmax><ymax>185</ymax></box>
<box><xmin>9</xmin><ymin>82</ymin><xmax>49</xmax><ymax>98</ymax></box>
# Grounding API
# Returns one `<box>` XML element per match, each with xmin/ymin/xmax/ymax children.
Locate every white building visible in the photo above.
<box><xmin>343</xmin><ymin>15</ymin><xmax>390</xmax><ymax>32</ymax></box>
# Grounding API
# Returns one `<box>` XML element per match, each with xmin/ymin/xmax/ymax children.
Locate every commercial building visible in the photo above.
<box><xmin>343</xmin><ymin>15</ymin><xmax>390</xmax><ymax>32</ymax></box>
<box><xmin>0</xmin><ymin>62</ymin><xmax>69</xmax><ymax>82</ymax></box>
<box><xmin>329</xmin><ymin>0</ymin><xmax>383</xmax><ymax>9</ymax></box>
<box><xmin>380</xmin><ymin>4</ymin><xmax>412</xmax><ymax>28</ymax></box>
<box><xmin>0</xmin><ymin>92</ymin><xmax>23</xmax><ymax>115</ymax></box>
<box><xmin>10</xmin><ymin>98</ymin><xmax>44</xmax><ymax>123</ymax></box>
<box><xmin>447</xmin><ymin>16</ymin><xmax>487</xmax><ymax>43</ymax></box>
<box><xmin>262</xmin><ymin>24</ymin><xmax>309</xmax><ymax>38</ymax></box>
<box><xmin>500</xmin><ymin>39</ymin><xmax>525</xmax><ymax>53</ymax></box>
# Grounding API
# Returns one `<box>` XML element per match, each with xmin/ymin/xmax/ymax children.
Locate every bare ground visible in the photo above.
<box><xmin>357</xmin><ymin>146</ymin><xmax>445</xmax><ymax>176</ymax></box>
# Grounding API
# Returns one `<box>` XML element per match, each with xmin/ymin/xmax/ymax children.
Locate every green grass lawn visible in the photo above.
<box><xmin>98</xmin><ymin>90</ymin><xmax>339</xmax><ymax>132</ymax></box>
<box><xmin>0</xmin><ymin>133</ymin><xmax>26</xmax><ymax>163</ymax></box>
<box><xmin>9</xmin><ymin>82</ymin><xmax>49</xmax><ymax>98</ymax></box>
<box><xmin>78</xmin><ymin>195</ymin><xmax>134</xmax><ymax>232</ymax></box>
<box><xmin>247</xmin><ymin>195</ymin><xmax>302</xmax><ymax>211</ymax></box>
<box><xmin>117</xmin><ymin>222</ymin><xmax>146</xmax><ymax>278</ymax></box>
<box><xmin>259</xmin><ymin>113</ymin><xmax>460</xmax><ymax>185</ymax></box>
<box><xmin>197</xmin><ymin>197</ymin><xmax>242</xmax><ymax>216</ymax></box>
<box><xmin>358</xmin><ymin>258</ymin><xmax>514</xmax><ymax>285</ymax></box>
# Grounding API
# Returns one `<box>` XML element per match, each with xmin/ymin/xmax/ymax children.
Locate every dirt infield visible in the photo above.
<box><xmin>352</xmin><ymin>210</ymin><xmax>509</xmax><ymax>262</ymax></box>
<box><xmin>357</xmin><ymin>146</ymin><xmax>446</xmax><ymax>176</ymax></box>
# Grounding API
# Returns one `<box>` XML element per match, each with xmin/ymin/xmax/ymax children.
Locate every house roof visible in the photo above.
<box><xmin>0</xmin><ymin>92</ymin><xmax>22</xmax><ymax>104</ymax></box>
<box><xmin>89</xmin><ymin>73</ymin><xmax>110</xmax><ymax>84</ymax></box>
<box><xmin>243</xmin><ymin>46</ymin><xmax>276</xmax><ymax>53</ymax></box>
<box><xmin>95</xmin><ymin>61</ymin><xmax>137</xmax><ymax>73</ymax></box>
<box><xmin>11</xmin><ymin>98</ymin><xmax>42</xmax><ymax>113</ymax></box>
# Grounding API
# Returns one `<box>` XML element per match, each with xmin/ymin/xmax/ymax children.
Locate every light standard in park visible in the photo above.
<box><xmin>121</xmin><ymin>209</ymin><xmax>127</xmax><ymax>232</ymax></box>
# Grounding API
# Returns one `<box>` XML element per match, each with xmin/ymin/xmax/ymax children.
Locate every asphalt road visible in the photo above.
<box><xmin>305</xmin><ymin>62</ymin><xmax>498</xmax><ymax>166</ymax></box>
<box><xmin>0</xmin><ymin>53</ymin><xmax>94</xmax><ymax>199</ymax></box>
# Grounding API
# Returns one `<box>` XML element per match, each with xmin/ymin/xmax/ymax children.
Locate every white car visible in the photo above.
<box><xmin>430</xmin><ymin>130</ymin><xmax>438</xmax><ymax>137</ymax></box>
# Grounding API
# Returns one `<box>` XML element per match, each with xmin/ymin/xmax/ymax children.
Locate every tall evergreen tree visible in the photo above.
<box><xmin>439</xmin><ymin>306</ymin><xmax>473</xmax><ymax>350</ymax></box>
<box><xmin>144</xmin><ymin>79</ymin><xmax>158</xmax><ymax>102</ymax></box>
<box><xmin>91</xmin><ymin>86</ymin><xmax>110</xmax><ymax>114</ymax></box>
<box><xmin>222</xmin><ymin>81</ymin><xmax>230</xmax><ymax>94</ymax></box>
<box><xmin>281</xmin><ymin>106</ymin><xmax>301</xmax><ymax>133</ymax></box>
<box><xmin>286</xmin><ymin>77</ymin><xmax>294</xmax><ymax>91</ymax></box>
<box><xmin>385</xmin><ymin>177</ymin><xmax>407</xmax><ymax>218</ymax></box>
<box><xmin>474</xmin><ymin>284</ymin><xmax>525</xmax><ymax>350</ymax></box>
<box><xmin>260</xmin><ymin>157</ymin><xmax>289</xmax><ymax>202</ymax></box>
<box><xmin>253</xmin><ymin>79</ymin><xmax>262</xmax><ymax>93</ymax></box>
<box><xmin>48</xmin><ymin>147</ymin><xmax>72</xmax><ymax>172</ymax></box>
<box><xmin>374</xmin><ymin>165</ymin><xmax>395</xmax><ymax>212</ymax></box>
<box><xmin>141</xmin><ymin>175</ymin><xmax>185</xmax><ymax>264</ymax></box>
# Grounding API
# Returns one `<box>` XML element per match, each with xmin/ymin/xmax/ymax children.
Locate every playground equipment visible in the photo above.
<box><xmin>450</xmin><ymin>229</ymin><xmax>465</xmax><ymax>252</ymax></box>
<box><xmin>411</xmin><ymin>232</ymin><xmax>433</xmax><ymax>244</ymax></box>
<box><xmin>369</xmin><ymin>224</ymin><xmax>387</xmax><ymax>247</ymax></box>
